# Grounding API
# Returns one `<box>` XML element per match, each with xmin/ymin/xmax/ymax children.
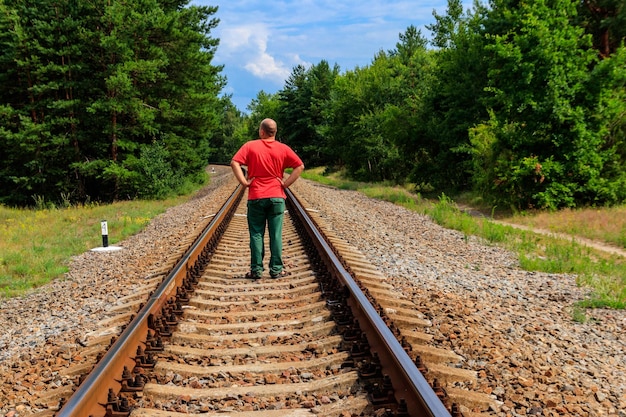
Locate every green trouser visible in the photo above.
<box><xmin>247</xmin><ymin>198</ymin><xmax>285</xmax><ymax>276</ymax></box>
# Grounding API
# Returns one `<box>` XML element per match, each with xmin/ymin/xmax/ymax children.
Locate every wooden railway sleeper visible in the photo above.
<box><xmin>61</xmin><ymin>188</ymin><xmax>449</xmax><ymax>417</ymax></box>
<box><xmin>288</xmin><ymin>200</ymin><xmax>430</xmax><ymax>417</ymax></box>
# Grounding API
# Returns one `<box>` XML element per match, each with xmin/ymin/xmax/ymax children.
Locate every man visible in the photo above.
<box><xmin>231</xmin><ymin>118</ymin><xmax>305</xmax><ymax>279</ymax></box>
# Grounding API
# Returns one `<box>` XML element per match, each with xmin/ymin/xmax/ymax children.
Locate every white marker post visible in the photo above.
<box><xmin>91</xmin><ymin>220</ymin><xmax>122</xmax><ymax>252</ymax></box>
<box><xmin>101</xmin><ymin>220</ymin><xmax>109</xmax><ymax>248</ymax></box>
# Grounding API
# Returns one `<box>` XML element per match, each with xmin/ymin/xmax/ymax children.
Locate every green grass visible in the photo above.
<box><xmin>302</xmin><ymin>168</ymin><xmax>626</xmax><ymax>315</ymax></box>
<box><xmin>506</xmin><ymin>206</ymin><xmax>626</xmax><ymax>249</ymax></box>
<box><xmin>301</xmin><ymin>167</ymin><xmax>363</xmax><ymax>190</ymax></box>
<box><xmin>3</xmin><ymin>167</ymin><xmax>625</xmax><ymax>319</ymax></box>
<box><xmin>0</xmin><ymin>193</ymin><xmax>199</xmax><ymax>298</ymax></box>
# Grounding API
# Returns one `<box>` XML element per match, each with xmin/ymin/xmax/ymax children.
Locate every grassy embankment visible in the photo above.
<box><xmin>0</xmin><ymin>193</ymin><xmax>197</xmax><ymax>298</ymax></box>
<box><xmin>301</xmin><ymin>167</ymin><xmax>626</xmax><ymax>318</ymax></box>
<box><xmin>1</xmin><ymin>167</ymin><xmax>624</xmax><ymax>320</ymax></box>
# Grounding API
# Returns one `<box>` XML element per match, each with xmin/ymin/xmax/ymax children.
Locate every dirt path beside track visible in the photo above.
<box><xmin>457</xmin><ymin>204</ymin><xmax>626</xmax><ymax>258</ymax></box>
<box><xmin>492</xmin><ymin>219</ymin><xmax>626</xmax><ymax>257</ymax></box>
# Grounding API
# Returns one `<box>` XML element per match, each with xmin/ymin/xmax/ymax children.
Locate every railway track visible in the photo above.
<box><xmin>52</xmin><ymin>184</ymin><xmax>493</xmax><ymax>417</ymax></box>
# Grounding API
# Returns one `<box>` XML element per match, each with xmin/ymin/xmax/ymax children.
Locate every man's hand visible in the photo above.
<box><xmin>231</xmin><ymin>160</ymin><xmax>251</xmax><ymax>187</ymax></box>
<box><xmin>281</xmin><ymin>164</ymin><xmax>304</xmax><ymax>189</ymax></box>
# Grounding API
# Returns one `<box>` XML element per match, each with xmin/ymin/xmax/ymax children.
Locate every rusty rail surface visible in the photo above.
<box><xmin>286</xmin><ymin>188</ymin><xmax>450</xmax><ymax>417</ymax></box>
<box><xmin>55</xmin><ymin>186</ymin><xmax>245</xmax><ymax>417</ymax></box>
<box><xmin>55</xmin><ymin>185</ymin><xmax>451</xmax><ymax>417</ymax></box>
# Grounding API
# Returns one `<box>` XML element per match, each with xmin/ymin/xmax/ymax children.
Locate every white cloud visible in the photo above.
<box><xmin>244</xmin><ymin>52</ymin><xmax>291</xmax><ymax>81</ymax></box>
<box><xmin>289</xmin><ymin>54</ymin><xmax>312</xmax><ymax>69</ymax></box>
<box><xmin>219</xmin><ymin>25</ymin><xmax>256</xmax><ymax>52</ymax></box>
<box><xmin>217</xmin><ymin>23</ymin><xmax>293</xmax><ymax>83</ymax></box>
<box><xmin>195</xmin><ymin>0</ymin><xmax>455</xmax><ymax>109</ymax></box>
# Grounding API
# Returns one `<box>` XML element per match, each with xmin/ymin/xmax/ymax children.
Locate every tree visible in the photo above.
<box><xmin>473</xmin><ymin>0</ymin><xmax>604</xmax><ymax>209</ymax></box>
<box><xmin>82</xmin><ymin>0</ymin><xmax>222</xmax><ymax>200</ymax></box>
<box><xmin>584</xmin><ymin>45</ymin><xmax>626</xmax><ymax>203</ymax></box>
<box><xmin>417</xmin><ymin>0</ymin><xmax>490</xmax><ymax>191</ymax></box>
<box><xmin>322</xmin><ymin>25</ymin><xmax>435</xmax><ymax>184</ymax></box>
<box><xmin>209</xmin><ymin>95</ymin><xmax>247</xmax><ymax>164</ymax></box>
<box><xmin>246</xmin><ymin>90</ymin><xmax>282</xmax><ymax>139</ymax></box>
<box><xmin>277</xmin><ymin>61</ymin><xmax>339</xmax><ymax>167</ymax></box>
<box><xmin>0</xmin><ymin>0</ymin><xmax>224</xmax><ymax>205</ymax></box>
<box><xmin>323</xmin><ymin>53</ymin><xmax>401</xmax><ymax>181</ymax></box>
<box><xmin>0</xmin><ymin>0</ymin><xmax>90</xmax><ymax>205</ymax></box>
<box><xmin>577</xmin><ymin>0</ymin><xmax>626</xmax><ymax>57</ymax></box>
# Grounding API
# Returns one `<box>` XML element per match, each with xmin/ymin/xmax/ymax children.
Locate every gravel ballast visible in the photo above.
<box><xmin>0</xmin><ymin>168</ymin><xmax>624</xmax><ymax>416</ymax></box>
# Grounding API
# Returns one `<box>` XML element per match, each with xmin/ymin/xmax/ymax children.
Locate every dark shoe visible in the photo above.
<box><xmin>270</xmin><ymin>270</ymin><xmax>290</xmax><ymax>279</ymax></box>
<box><xmin>245</xmin><ymin>271</ymin><xmax>261</xmax><ymax>280</ymax></box>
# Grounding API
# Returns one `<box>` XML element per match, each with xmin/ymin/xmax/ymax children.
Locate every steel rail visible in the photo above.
<box><xmin>286</xmin><ymin>188</ymin><xmax>451</xmax><ymax>417</ymax></box>
<box><xmin>56</xmin><ymin>184</ymin><xmax>450</xmax><ymax>417</ymax></box>
<box><xmin>55</xmin><ymin>185</ymin><xmax>244</xmax><ymax>417</ymax></box>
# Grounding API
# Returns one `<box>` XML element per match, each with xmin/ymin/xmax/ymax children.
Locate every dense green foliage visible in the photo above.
<box><xmin>2</xmin><ymin>0</ymin><xmax>625</xmax><ymax>210</ymax></box>
<box><xmin>0</xmin><ymin>0</ymin><xmax>224</xmax><ymax>205</ymax></box>
<box><xmin>240</xmin><ymin>0</ymin><xmax>626</xmax><ymax>210</ymax></box>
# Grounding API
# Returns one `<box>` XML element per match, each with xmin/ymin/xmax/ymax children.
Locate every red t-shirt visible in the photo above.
<box><xmin>232</xmin><ymin>139</ymin><xmax>303</xmax><ymax>200</ymax></box>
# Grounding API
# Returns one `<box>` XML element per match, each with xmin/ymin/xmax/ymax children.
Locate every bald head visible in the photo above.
<box><xmin>260</xmin><ymin>118</ymin><xmax>277</xmax><ymax>138</ymax></box>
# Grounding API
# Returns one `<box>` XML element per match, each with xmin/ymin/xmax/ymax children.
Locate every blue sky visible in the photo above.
<box><xmin>191</xmin><ymin>1</ymin><xmax>453</xmax><ymax>112</ymax></box>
